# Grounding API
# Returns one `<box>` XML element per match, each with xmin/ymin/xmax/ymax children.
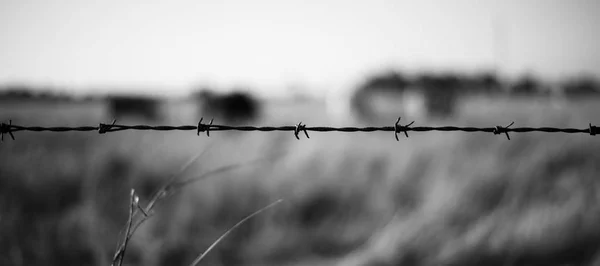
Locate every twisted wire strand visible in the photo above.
<box><xmin>0</xmin><ymin>117</ymin><xmax>597</xmax><ymax>142</ymax></box>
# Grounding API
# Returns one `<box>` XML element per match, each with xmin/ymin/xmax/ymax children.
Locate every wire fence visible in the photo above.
<box><xmin>0</xmin><ymin>117</ymin><xmax>598</xmax><ymax>142</ymax></box>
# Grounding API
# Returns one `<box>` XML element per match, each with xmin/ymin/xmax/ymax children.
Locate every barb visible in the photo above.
<box><xmin>0</xmin><ymin>119</ymin><xmax>15</xmax><ymax>141</ymax></box>
<box><xmin>294</xmin><ymin>121</ymin><xmax>309</xmax><ymax>140</ymax></box>
<box><xmin>99</xmin><ymin>119</ymin><xmax>117</xmax><ymax>134</ymax></box>
<box><xmin>493</xmin><ymin>121</ymin><xmax>515</xmax><ymax>140</ymax></box>
<box><xmin>0</xmin><ymin>118</ymin><xmax>598</xmax><ymax>142</ymax></box>
<box><xmin>197</xmin><ymin>117</ymin><xmax>214</xmax><ymax>137</ymax></box>
<box><xmin>394</xmin><ymin>117</ymin><xmax>414</xmax><ymax>141</ymax></box>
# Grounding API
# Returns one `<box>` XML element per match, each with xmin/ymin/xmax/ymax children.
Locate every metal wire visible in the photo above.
<box><xmin>0</xmin><ymin>117</ymin><xmax>597</xmax><ymax>142</ymax></box>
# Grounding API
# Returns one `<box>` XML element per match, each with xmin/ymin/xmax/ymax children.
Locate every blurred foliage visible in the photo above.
<box><xmin>510</xmin><ymin>75</ymin><xmax>541</xmax><ymax>96</ymax></box>
<box><xmin>191</xmin><ymin>85</ymin><xmax>262</xmax><ymax>125</ymax></box>
<box><xmin>563</xmin><ymin>76</ymin><xmax>600</xmax><ymax>98</ymax></box>
<box><xmin>352</xmin><ymin>70</ymin><xmax>599</xmax><ymax>97</ymax></box>
<box><xmin>1</xmin><ymin>70</ymin><xmax>598</xmax><ymax>104</ymax></box>
<box><xmin>0</xmin><ymin>84</ymin><xmax>77</xmax><ymax>102</ymax></box>
<box><xmin>1</xmin><ymin>95</ymin><xmax>600</xmax><ymax>266</ymax></box>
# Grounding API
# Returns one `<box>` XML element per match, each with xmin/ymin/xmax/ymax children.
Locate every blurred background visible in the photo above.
<box><xmin>1</xmin><ymin>1</ymin><xmax>600</xmax><ymax>265</ymax></box>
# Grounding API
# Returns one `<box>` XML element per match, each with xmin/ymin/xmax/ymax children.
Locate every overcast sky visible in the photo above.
<box><xmin>0</xmin><ymin>0</ymin><xmax>598</xmax><ymax>96</ymax></box>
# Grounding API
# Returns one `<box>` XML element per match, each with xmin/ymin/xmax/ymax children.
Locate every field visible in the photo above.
<box><xmin>1</xmin><ymin>95</ymin><xmax>600</xmax><ymax>266</ymax></box>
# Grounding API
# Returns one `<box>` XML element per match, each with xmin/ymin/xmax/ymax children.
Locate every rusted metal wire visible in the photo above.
<box><xmin>0</xmin><ymin>117</ymin><xmax>598</xmax><ymax>142</ymax></box>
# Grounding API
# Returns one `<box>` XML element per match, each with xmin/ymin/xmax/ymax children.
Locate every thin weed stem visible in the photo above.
<box><xmin>110</xmin><ymin>143</ymin><xmax>286</xmax><ymax>266</ymax></box>
<box><xmin>188</xmin><ymin>199</ymin><xmax>284</xmax><ymax>266</ymax></box>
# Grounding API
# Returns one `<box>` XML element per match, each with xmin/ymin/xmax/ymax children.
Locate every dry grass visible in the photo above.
<box><xmin>0</xmin><ymin>96</ymin><xmax>599</xmax><ymax>266</ymax></box>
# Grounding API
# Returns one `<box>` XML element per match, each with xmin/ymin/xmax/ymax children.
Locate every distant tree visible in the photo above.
<box><xmin>195</xmin><ymin>88</ymin><xmax>261</xmax><ymax>124</ymax></box>
<box><xmin>106</xmin><ymin>95</ymin><xmax>162</xmax><ymax>121</ymax></box>
<box><xmin>349</xmin><ymin>88</ymin><xmax>376</xmax><ymax>122</ymax></box>
<box><xmin>417</xmin><ymin>73</ymin><xmax>460</xmax><ymax>118</ymax></box>
<box><xmin>0</xmin><ymin>85</ymin><xmax>36</xmax><ymax>101</ymax></box>
<box><xmin>475</xmin><ymin>72</ymin><xmax>503</xmax><ymax>94</ymax></box>
<box><xmin>350</xmin><ymin>71</ymin><xmax>459</xmax><ymax>122</ymax></box>
<box><xmin>413</xmin><ymin>73</ymin><xmax>436</xmax><ymax>89</ymax></box>
<box><xmin>361</xmin><ymin>71</ymin><xmax>412</xmax><ymax>92</ymax></box>
<box><xmin>350</xmin><ymin>71</ymin><xmax>412</xmax><ymax>121</ymax></box>
<box><xmin>511</xmin><ymin>75</ymin><xmax>540</xmax><ymax>95</ymax></box>
<box><xmin>35</xmin><ymin>90</ymin><xmax>73</xmax><ymax>102</ymax></box>
<box><xmin>456</xmin><ymin>72</ymin><xmax>504</xmax><ymax>95</ymax></box>
<box><xmin>0</xmin><ymin>85</ymin><xmax>77</xmax><ymax>102</ymax></box>
<box><xmin>562</xmin><ymin>77</ymin><xmax>599</xmax><ymax>97</ymax></box>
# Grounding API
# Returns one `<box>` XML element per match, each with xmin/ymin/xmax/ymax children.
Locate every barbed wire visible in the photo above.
<box><xmin>0</xmin><ymin>117</ymin><xmax>597</xmax><ymax>142</ymax></box>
